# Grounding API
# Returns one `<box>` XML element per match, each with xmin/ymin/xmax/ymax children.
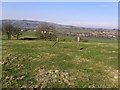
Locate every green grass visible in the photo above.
<box><xmin>57</xmin><ymin>34</ymin><xmax>117</xmax><ymax>43</ymax></box>
<box><xmin>2</xmin><ymin>31</ymin><xmax>118</xmax><ymax>88</ymax></box>
<box><xmin>21</xmin><ymin>31</ymin><xmax>117</xmax><ymax>43</ymax></box>
<box><xmin>81</xmin><ymin>37</ymin><xmax>118</xmax><ymax>43</ymax></box>
<box><xmin>22</xmin><ymin>31</ymin><xmax>37</xmax><ymax>37</ymax></box>
<box><xmin>3</xmin><ymin>31</ymin><xmax>117</xmax><ymax>43</ymax></box>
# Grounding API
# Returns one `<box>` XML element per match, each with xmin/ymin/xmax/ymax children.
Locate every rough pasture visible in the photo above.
<box><xmin>2</xmin><ymin>38</ymin><xmax>118</xmax><ymax>88</ymax></box>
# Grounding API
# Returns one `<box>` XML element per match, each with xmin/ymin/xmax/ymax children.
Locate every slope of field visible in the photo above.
<box><xmin>2</xmin><ymin>38</ymin><xmax>118</xmax><ymax>88</ymax></box>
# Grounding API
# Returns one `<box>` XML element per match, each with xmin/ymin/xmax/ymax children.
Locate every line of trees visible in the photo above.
<box><xmin>2</xmin><ymin>23</ymin><xmax>57</xmax><ymax>40</ymax></box>
<box><xmin>2</xmin><ymin>23</ymin><xmax>22</xmax><ymax>40</ymax></box>
<box><xmin>36</xmin><ymin>24</ymin><xmax>57</xmax><ymax>41</ymax></box>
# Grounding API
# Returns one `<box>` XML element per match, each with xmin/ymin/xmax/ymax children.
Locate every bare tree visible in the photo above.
<box><xmin>36</xmin><ymin>24</ymin><xmax>57</xmax><ymax>41</ymax></box>
<box><xmin>2</xmin><ymin>23</ymin><xmax>14</xmax><ymax>39</ymax></box>
<box><xmin>13</xmin><ymin>27</ymin><xmax>22</xmax><ymax>40</ymax></box>
<box><xmin>2</xmin><ymin>23</ymin><xmax>22</xmax><ymax>40</ymax></box>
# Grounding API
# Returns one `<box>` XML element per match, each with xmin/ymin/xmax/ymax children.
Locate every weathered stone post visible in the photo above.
<box><xmin>56</xmin><ymin>37</ymin><xmax>59</xmax><ymax>47</ymax></box>
<box><xmin>77</xmin><ymin>36</ymin><xmax>80</xmax><ymax>48</ymax></box>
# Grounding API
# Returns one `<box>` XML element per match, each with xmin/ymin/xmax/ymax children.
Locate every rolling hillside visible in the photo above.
<box><xmin>0</xmin><ymin>19</ymin><xmax>82</xmax><ymax>29</ymax></box>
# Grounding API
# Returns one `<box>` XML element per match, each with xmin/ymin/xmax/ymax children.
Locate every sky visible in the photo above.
<box><xmin>1</xmin><ymin>0</ymin><xmax>120</xmax><ymax>2</ymax></box>
<box><xmin>2</xmin><ymin>2</ymin><xmax>118</xmax><ymax>29</ymax></box>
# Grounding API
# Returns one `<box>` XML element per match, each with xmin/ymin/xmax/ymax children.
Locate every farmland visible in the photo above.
<box><xmin>2</xmin><ymin>31</ymin><xmax>118</xmax><ymax>88</ymax></box>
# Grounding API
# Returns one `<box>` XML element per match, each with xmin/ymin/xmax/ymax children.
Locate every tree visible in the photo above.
<box><xmin>2</xmin><ymin>23</ymin><xmax>22</xmax><ymax>40</ymax></box>
<box><xmin>2</xmin><ymin>23</ymin><xmax>14</xmax><ymax>39</ymax></box>
<box><xmin>36</xmin><ymin>24</ymin><xmax>57</xmax><ymax>41</ymax></box>
<box><xmin>13</xmin><ymin>28</ymin><xmax>22</xmax><ymax>40</ymax></box>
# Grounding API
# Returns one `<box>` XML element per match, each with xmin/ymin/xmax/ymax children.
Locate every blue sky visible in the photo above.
<box><xmin>2</xmin><ymin>2</ymin><xmax>118</xmax><ymax>29</ymax></box>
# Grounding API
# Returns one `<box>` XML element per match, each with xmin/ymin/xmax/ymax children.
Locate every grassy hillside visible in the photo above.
<box><xmin>2</xmin><ymin>32</ymin><xmax>118</xmax><ymax>88</ymax></box>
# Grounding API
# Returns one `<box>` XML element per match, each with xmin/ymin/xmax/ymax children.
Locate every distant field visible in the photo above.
<box><xmin>2</xmin><ymin>31</ymin><xmax>118</xmax><ymax>43</ymax></box>
<box><xmin>20</xmin><ymin>31</ymin><xmax>118</xmax><ymax>43</ymax></box>
<box><xmin>56</xmin><ymin>28</ymin><xmax>116</xmax><ymax>33</ymax></box>
<box><xmin>57</xmin><ymin>34</ymin><xmax>118</xmax><ymax>43</ymax></box>
<box><xmin>2</xmin><ymin>31</ymin><xmax>118</xmax><ymax>88</ymax></box>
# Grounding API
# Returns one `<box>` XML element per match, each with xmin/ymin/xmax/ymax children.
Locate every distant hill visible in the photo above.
<box><xmin>0</xmin><ymin>19</ymin><xmax>82</xmax><ymax>29</ymax></box>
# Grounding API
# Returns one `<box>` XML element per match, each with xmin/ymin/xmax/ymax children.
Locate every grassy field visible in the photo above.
<box><xmin>2</xmin><ymin>32</ymin><xmax>118</xmax><ymax>88</ymax></box>
<box><xmin>21</xmin><ymin>31</ymin><xmax>118</xmax><ymax>43</ymax></box>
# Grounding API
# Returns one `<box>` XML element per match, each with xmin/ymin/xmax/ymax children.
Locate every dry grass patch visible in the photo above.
<box><xmin>36</xmin><ymin>68</ymin><xmax>76</xmax><ymax>88</ymax></box>
<box><xmin>73</xmin><ymin>56</ymin><xmax>91</xmax><ymax>64</ymax></box>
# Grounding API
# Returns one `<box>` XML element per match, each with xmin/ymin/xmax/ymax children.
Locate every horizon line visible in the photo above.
<box><xmin>1</xmin><ymin>19</ymin><xmax>118</xmax><ymax>30</ymax></box>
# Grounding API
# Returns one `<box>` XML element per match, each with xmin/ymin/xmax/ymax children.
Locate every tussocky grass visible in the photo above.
<box><xmin>2</xmin><ymin>38</ymin><xmax>118</xmax><ymax>88</ymax></box>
